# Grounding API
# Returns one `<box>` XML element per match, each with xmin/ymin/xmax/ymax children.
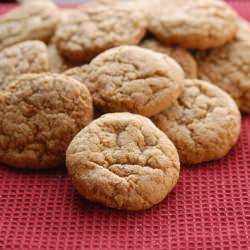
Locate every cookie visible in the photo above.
<box><xmin>0</xmin><ymin>41</ymin><xmax>48</xmax><ymax>88</ymax></box>
<box><xmin>54</xmin><ymin>1</ymin><xmax>147</xmax><ymax>63</ymax></box>
<box><xmin>195</xmin><ymin>32</ymin><xmax>250</xmax><ymax>113</ymax></box>
<box><xmin>152</xmin><ymin>79</ymin><xmax>241</xmax><ymax>164</ymax></box>
<box><xmin>74</xmin><ymin>45</ymin><xmax>184</xmax><ymax>117</ymax></box>
<box><xmin>146</xmin><ymin>0</ymin><xmax>238</xmax><ymax>49</ymax></box>
<box><xmin>141</xmin><ymin>39</ymin><xmax>197</xmax><ymax>78</ymax></box>
<box><xmin>0</xmin><ymin>73</ymin><xmax>93</xmax><ymax>169</ymax></box>
<box><xmin>66</xmin><ymin>112</ymin><xmax>180</xmax><ymax>211</ymax></box>
<box><xmin>0</xmin><ymin>1</ymin><xmax>60</xmax><ymax>51</ymax></box>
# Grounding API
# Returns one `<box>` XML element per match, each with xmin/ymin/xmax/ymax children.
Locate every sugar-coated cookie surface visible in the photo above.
<box><xmin>0</xmin><ymin>73</ymin><xmax>93</xmax><ymax>169</ymax></box>
<box><xmin>152</xmin><ymin>80</ymin><xmax>241</xmax><ymax>164</ymax></box>
<box><xmin>54</xmin><ymin>1</ymin><xmax>147</xmax><ymax>63</ymax></box>
<box><xmin>145</xmin><ymin>0</ymin><xmax>238</xmax><ymax>49</ymax></box>
<box><xmin>81</xmin><ymin>45</ymin><xmax>185</xmax><ymax>117</ymax></box>
<box><xmin>0</xmin><ymin>41</ymin><xmax>48</xmax><ymax>88</ymax></box>
<box><xmin>66</xmin><ymin>112</ymin><xmax>180</xmax><ymax>211</ymax></box>
<box><xmin>0</xmin><ymin>1</ymin><xmax>60</xmax><ymax>51</ymax></box>
<box><xmin>141</xmin><ymin>39</ymin><xmax>198</xmax><ymax>78</ymax></box>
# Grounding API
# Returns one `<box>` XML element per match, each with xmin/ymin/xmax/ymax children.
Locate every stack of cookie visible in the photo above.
<box><xmin>0</xmin><ymin>0</ymin><xmax>248</xmax><ymax>211</ymax></box>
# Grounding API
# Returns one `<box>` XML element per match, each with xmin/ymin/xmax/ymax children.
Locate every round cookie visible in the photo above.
<box><xmin>83</xmin><ymin>45</ymin><xmax>184</xmax><ymax>117</ymax></box>
<box><xmin>54</xmin><ymin>1</ymin><xmax>147</xmax><ymax>63</ymax></box>
<box><xmin>66</xmin><ymin>112</ymin><xmax>180</xmax><ymax>211</ymax></box>
<box><xmin>146</xmin><ymin>0</ymin><xmax>238</xmax><ymax>49</ymax></box>
<box><xmin>141</xmin><ymin>39</ymin><xmax>198</xmax><ymax>78</ymax></box>
<box><xmin>0</xmin><ymin>41</ymin><xmax>48</xmax><ymax>88</ymax></box>
<box><xmin>152</xmin><ymin>79</ymin><xmax>241</xmax><ymax>164</ymax></box>
<box><xmin>0</xmin><ymin>1</ymin><xmax>60</xmax><ymax>51</ymax></box>
<box><xmin>0</xmin><ymin>73</ymin><xmax>93</xmax><ymax>169</ymax></box>
<box><xmin>195</xmin><ymin>36</ymin><xmax>250</xmax><ymax>113</ymax></box>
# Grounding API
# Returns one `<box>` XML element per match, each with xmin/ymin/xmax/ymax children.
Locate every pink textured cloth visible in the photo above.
<box><xmin>0</xmin><ymin>1</ymin><xmax>250</xmax><ymax>249</ymax></box>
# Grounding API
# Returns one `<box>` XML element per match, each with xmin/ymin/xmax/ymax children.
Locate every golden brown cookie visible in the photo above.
<box><xmin>54</xmin><ymin>2</ymin><xmax>147</xmax><ymax>63</ymax></box>
<box><xmin>145</xmin><ymin>0</ymin><xmax>238</xmax><ymax>49</ymax></box>
<box><xmin>0</xmin><ymin>1</ymin><xmax>60</xmax><ymax>51</ymax></box>
<box><xmin>152</xmin><ymin>79</ymin><xmax>241</xmax><ymax>164</ymax></box>
<box><xmin>77</xmin><ymin>45</ymin><xmax>184</xmax><ymax>117</ymax></box>
<box><xmin>141</xmin><ymin>39</ymin><xmax>197</xmax><ymax>78</ymax></box>
<box><xmin>0</xmin><ymin>41</ymin><xmax>48</xmax><ymax>88</ymax></box>
<box><xmin>66</xmin><ymin>112</ymin><xmax>180</xmax><ymax>211</ymax></box>
<box><xmin>0</xmin><ymin>73</ymin><xmax>93</xmax><ymax>169</ymax></box>
<box><xmin>195</xmin><ymin>29</ymin><xmax>250</xmax><ymax>113</ymax></box>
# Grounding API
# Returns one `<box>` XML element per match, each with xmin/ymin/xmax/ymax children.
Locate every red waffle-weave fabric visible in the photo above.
<box><xmin>0</xmin><ymin>1</ymin><xmax>250</xmax><ymax>249</ymax></box>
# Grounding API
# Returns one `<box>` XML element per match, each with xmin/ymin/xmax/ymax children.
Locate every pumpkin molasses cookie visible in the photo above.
<box><xmin>0</xmin><ymin>73</ymin><xmax>93</xmax><ymax>169</ymax></box>
<box><xmin>0</xmin><ymin>1</ymin><xmax>60</xmax><ymax>50</ymax></box>
<box><xmin>54</xmin><ymin>1</ymin><xmax>147</xmax><ymax>63</ymax></box>
<box><xmin>83</xmin><ymin>46</ymin><xmax>184</xmax><ymax>117</ymax></box>
<box><xmin>146</xmin><ymin>0</ymin><xmax>238</xmax><ymax>49</ymax></box>
<box><xmin>152</xmin><ymin>80</ymin><xmax>241</xmax><ymax>164</ymax></box>
<box><xmin>66</xmin><ymin>112</ymin><xmax>180</xmax><ymax>211</ymax></box>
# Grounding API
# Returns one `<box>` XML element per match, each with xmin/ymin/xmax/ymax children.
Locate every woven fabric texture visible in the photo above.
<box><xmin>0</xmin><ymin>1</ymin><xmax>250</xmax><ymax>249</ymax></box>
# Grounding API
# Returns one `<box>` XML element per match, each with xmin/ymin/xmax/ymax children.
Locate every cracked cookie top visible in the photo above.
<box><xmin>0</xmin><ymin>73</ymin><xmax>93</xmax><ymax>169</ymax></box>
<box><xmin>83</xmin><ymin>45</ymin><xmax>185</xmax><ymax>117</ymax></box>
<box><xmin>0</xmin><ymin>1</ymin><xmax>60</xmax><ymax>51</ymax></box>
<box><xmin>66</xmin><ymin>112</ymin><xmax>180</xmax><ymax>211</ymax></box>
<box><xmin>0</xmin><ymin>41</ymin><xmax>49</xmax><ymax>88</ymax></box>
<box><xmin>145</xmin><ymin>0</ymin><xmax>238</xmax><ymax>49</ymax></box>
<box><xmin>152</xmin><ymin>79</ymin><xmax>241</xmax><ymax>164</ymax></box>
<box><xmin>54</xmin><ymin>1</ymin><xmax>147</xmax><ymax>63</ymax></box>
<box><xmin>141</xmin><ymin>38</ymin><xmax>198</xmax><ymax>78</ymax></box>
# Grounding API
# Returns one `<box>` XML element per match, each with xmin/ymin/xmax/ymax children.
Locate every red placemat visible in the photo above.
<box><xmin>0</xmin><ymin>1</ymin><xmax>250</xmax><ymax>249</ymax></box>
